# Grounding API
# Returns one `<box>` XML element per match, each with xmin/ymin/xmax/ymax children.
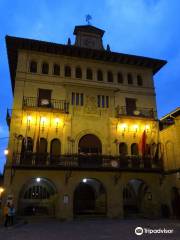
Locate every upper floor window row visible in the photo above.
<box><xmin>29</xmin><ymin>61</ymin><xmax>60</xmax><ymax>76</ymax></box>
<box><xmin>29</xmin><ymin>61</ymin><xmax>143</xmax><ymax>86</ymax></box>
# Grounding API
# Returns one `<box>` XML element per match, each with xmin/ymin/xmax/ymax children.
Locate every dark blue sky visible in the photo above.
<box><xmin>0</xmin><ymin>0</ymin><xmax>180</xmax><ymax>172</ymax></box>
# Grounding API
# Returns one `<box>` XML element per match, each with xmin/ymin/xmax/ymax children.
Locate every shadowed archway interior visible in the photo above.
<box><xmin>73</xmin><ymin>178</ymin><xmax>107</xmax><ymax>217</ymax></box>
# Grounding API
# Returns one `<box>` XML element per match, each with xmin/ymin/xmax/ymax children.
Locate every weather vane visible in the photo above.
<box><xmin>85</xmin><ymin>14</ymin><xmax>92</xmax><ymax>25</ymax></box>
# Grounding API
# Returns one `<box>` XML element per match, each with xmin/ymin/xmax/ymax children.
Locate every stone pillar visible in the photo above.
<box><xmin>106</xmin><ymin>178</ymin><xmax>123</xmax><ymax>219</ymax></box>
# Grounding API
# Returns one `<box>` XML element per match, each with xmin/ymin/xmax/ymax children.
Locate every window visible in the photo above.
<box><xmin>75</xmin><ymin>67</ymin><xmax>82</xmax><ymax>78</ymax></box>
<box><xmin>137</xmin><ymin>75</ymin><xmax>143</xmax><ymax>86</ymax></box>
<box><xmin>30</xmin><ymin>61</ymin><xmax>37</xmax><ymax>73</ymax></box>
<box><xmin>97</xmin><ymin>95</ymin><xmax>109</xmax><ymax>108</ymax></box>
<box><xmin>131</xmin><ymin>143</ymin><xmax>139</xmax><ymax>155</ymax></box>
<box><xmin>127</xmin><ymin>73</ymin><xmax>133</xmax><ymax>84</ymax></box>
<box><xmin>119</xmin><ymin>142</ymin><xmax>128</xmax><ymax>156</ymax></box>
<box><xmin>65</xmin><ymin>66</ymin><xmax>71</xmax><ymax>77</ymax></box>
<box><xmin>107</xmin><ymin>71</ymin><xmax>113</xmax><ymax>82</ymax></box>
<box><xmin>71</xmin><ymin>92</ymin><xmax>84</xmax><ymax>106</ymax></box>
<box><xmin>42</xmin><ymin>62</ymin><xmax>49</xmax><ymax>74</ymax></box>
<box><xmin>38</xmin><ymin>89</ymin><xmax>52</xmax><ymax>107</ymax></box>
<box><xmin>117</xmin><ymin>72</ymin><xmax>123</xmax><ymax>84</ymax></box>
<box><xmin>24</xmin><ymin>185</ymin><xmax>50</xmax><ymax>199</ymax></box>
<box><xmin>37</xmin><ymin>138</ymin><xmax>48</xmax><ymax>154</ymax></box>
<box><xmin>97</xmin><ymin>70</ymin><xmax>103</xmax><ymax>81</ymax></box>
<box><xmin>86</xmin><ymin>68</ymin><xmax>93</xmax><ymax>80</ymax></box>
<box><xmin>50</xmin><ymin>139</ymin><xmax>61</xmax><ymax>163</ymax></box>
<box><xmin>53</xmin><ymin>64</ymin><xmax>60</xmax><ymax>75</ymax></box>
<box><xmin>125</xmin><ymin>98</ymin><xmax>136</xmax><ymax>115</ymax></box>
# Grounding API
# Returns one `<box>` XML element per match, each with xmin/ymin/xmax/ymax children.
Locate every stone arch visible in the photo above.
<box><xmin>50</xmin><ymin>138</ymin><xmax>61</xmax><ymax>164</ymax></box>
<box><xmin>131</xmin><ymin>143</ymin><xmax>139</xmax><ymax>155</ymax></box>
<box><xmin>36</xmin><ymin>138</ymin><xmax>48</xmax><ymax>165</ymax></box>
<box><xmin>77</xmin><ymin>134</ymin><xmax>102</xmax><ymax>167</ymax></box>
<box><xmin>123</xmin><ymin>178</ymin><xmax>153</xmax><ymax>218</ymax></box>
<box><xmin>73</xmin><ymin>178</ymin><xmax>107</xmax><ymax>217</ymax></box>
<box><xmin>18</xmin><ymin>177</ymin><xmax>57</xmax><ymax>216</ymax></box>
<box><xmin>20</xmin><ymin>137</ymin><xmax>34</xmax><ymax>164</ymax></box>
<box><xmin>119</xmin><ymin>142</ymin><xmax>128</xmax><ymax>156</ymax></box>
<box><xmin>74</xmin><ymin>129</ymin><xmax>104</xmax><ymax>153</ymax></box>
<box><xmin>29</xmin><ymin>60</ymin><xmax>37</xmax><ymax>73</ymax></box>
<box><xmin>78</xmin><ymin>134</ymin><xmax>102</xmax><ymax>154</ymax></box>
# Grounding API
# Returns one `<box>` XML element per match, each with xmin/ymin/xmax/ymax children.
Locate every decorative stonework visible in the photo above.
<box><xmin>84</xmin><ymin>95</ymin><xmax>98</xmax><ymax>114</ymax></box>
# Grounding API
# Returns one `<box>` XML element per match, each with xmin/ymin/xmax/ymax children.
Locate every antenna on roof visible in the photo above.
<box><xmin>85</xmin><ymin>14</ymin><xmax>92</xmax><ymax>25</ymax></box>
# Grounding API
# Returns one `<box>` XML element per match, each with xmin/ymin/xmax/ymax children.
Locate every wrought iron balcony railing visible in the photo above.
<box><xmin>23</xmin><ymin>97</ymin><xmax>69</xmax><ymax>113</ymax></box>
<box><xmin>11</xmin><ymin>152</ymin><xmax>163</xmax><ymax>171</ymax></box>
<box><xmin>116</xmin><ymin>106</ymin><xmax>156</xmax><ymax>119</ymax></box>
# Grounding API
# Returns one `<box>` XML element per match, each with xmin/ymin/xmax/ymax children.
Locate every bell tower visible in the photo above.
<box><xmin>73</xmin><ymin>25</ymin><xmax>105</xmax><ymax>50</ymax></box>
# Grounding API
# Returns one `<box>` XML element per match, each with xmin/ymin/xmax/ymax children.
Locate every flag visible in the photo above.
<box><xmin>139</xmin><ymin>130</ymin><xmax>147</xmax><ymax>156</ymax></box>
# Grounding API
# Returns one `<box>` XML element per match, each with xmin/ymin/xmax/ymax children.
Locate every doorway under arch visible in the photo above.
<box><xmin>73</xmin><ymin>178</ymin><xmax>107</xmax><ymax>217</ymax></box>
<box><xmin>18</xmin><ymin>177</ymin><xmax>57</xmax><ymax>216</ymax></box>
<box><xmin>123</xmin><ymin>179</ymin><xmax>152</xmax><ymax>218</ymax></box>
<box><xmin>78</xmin><ymin>134</ymin><xmax>102</xmax><ymax>167</ymax></box>
<box><xmin>78</xmin><ymin>134</ymin><xmax>102</xmax><ymax>154</ymax></box>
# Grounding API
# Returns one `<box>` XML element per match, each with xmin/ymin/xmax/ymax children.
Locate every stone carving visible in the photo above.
<box><xmin>84</xmin><ymin>95</ymin><xmax>98</xmax><ymax>114</ymax></box>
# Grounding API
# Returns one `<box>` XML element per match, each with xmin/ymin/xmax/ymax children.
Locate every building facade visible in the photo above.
<box><xmin>159</xmin><ymin>108</ymin><xmax>180</xmax><ymax>218</ymax></box>
<box><xmin>3</xmin><ymin>24</ymin><xmax>176</xmax><ymax>219</ymax></box>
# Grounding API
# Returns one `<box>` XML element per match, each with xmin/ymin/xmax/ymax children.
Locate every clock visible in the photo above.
<box><xmin>83</xmin><ymin>38</ymin><xmax>95</xmax><ymax>48</ymax></box>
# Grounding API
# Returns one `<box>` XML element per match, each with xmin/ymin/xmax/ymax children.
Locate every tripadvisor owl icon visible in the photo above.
<box><xmin>135</xmin><ymin>227</ymin><xmax>144</xmax><ymax>235</ymax></box>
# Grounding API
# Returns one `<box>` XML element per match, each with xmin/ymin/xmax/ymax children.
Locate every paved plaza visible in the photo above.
<box><xmin>0</xmin><ymin>218</ymin><xmax>179</xmax><ymax>240</ymax></box>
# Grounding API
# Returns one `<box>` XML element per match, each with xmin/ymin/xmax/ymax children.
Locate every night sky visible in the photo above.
<box><xmin>0</xmin><ymin>0</ymin><xmax>179</xmax><ymax>173</ymax></box>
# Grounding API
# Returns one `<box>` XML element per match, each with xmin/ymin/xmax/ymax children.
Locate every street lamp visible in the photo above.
<box><xmin>4</xmin><ymin>149</ymin><xmax>9</xmax><ymax>155</ymax></box>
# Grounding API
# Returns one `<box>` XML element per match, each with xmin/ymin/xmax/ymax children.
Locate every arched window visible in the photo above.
<box><xmin>137</xmin><ymin>75</ymin><xmax>143</xmax><ymax>86</ymax></box>
<box><xmin>131</xmin><ymin>143</ymin><xmax>139</xmax><ymax>155</ymax></box>
<box><xmin>127</xmin><ymin>73</ymin><xmax>133</xmax><ymax>84</ymax></box>
<box><xmin>107</xmin><ymin>71</ymin><xmax>113</xmax><ymax>82</ymax></box>
<box><xmin>75</xmin><ymin>67</ymin><xmax>82</xmax><ymax>78</ymax></box>
<box><xmin>37</xmin><ymin>138</ymin><xmax>47</xmax><ymax>154</ymax></box>
<box><xmin>21</xmin><ymin>137</ymin><xmax>33</xmax><ymax>153</ymax></box>
<box><xmin>23</xmin><ymin>184</ymin><xmax>53</xmax><ymax>200</ymax></box>
<box><xmin>53</xmin><ymin>64</ymin><xmax>60</xmax><ymax>75</ymax></box>
<box><xmin>119</xmin><ymin>142</ymin><xmax>128</xmax><ymax>156</ymax></box>
<box><xmin>30</xmin><ymin>61</ymin><xmax>37</xmax><ymax>73</ymax></box>
<box><xmin>42</xmin><ymin>62</ymin><xmax>49</xmax><ymax>74</ymax></box>
<box><xmin>117</xmin><ymin>72</ymin><xmax>123</xmax><ymax>84</ymax></box>
<box><xmin>86</xmin><ymin>68</ymin><xmax>93</xmax><ymax>80</ymax></box>
<box><xmin>97</xmin><ymin>70</ymin><xmax>103</xmax><ymax>81</ymax></box>
<box><xmin>36</xmin><ymin>138</ymin><xmax>48</xmax><ymax>165</ymax></box>
<box><xmin>64</xmin><ymin>65</ymin><xmax>71</xmax><ymax>77</ymax></box>
<box><xmin>20</xmin><ymin>137</ymin><xmax>33</xmax><ymax>164</ymax></box>
<box><xmin>50</xmin><ymin>139</ymin><xmax>61</xmax><ymax>163</ymax></box>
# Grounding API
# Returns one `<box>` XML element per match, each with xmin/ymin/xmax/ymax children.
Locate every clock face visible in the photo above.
<box><xmin>83</xmin><ymin>38</ymin><xmax>95</xmax><ymax>48</ymax></box>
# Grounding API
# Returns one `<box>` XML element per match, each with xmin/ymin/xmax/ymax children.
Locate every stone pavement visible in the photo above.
<box><xmin>0</xmin><ymin>218</ymin><xmax>179</xmax><ymax>240</ymax></box>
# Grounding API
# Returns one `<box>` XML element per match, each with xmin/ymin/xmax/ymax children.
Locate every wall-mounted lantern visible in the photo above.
<box><xmin>145</xmin><ymin>124</ymin><xmax>150</xmax><ymax>133</ymax></box>
<box><xmin>27</xmin><ymin>115</ymin><xmax>32</xmax><ymax>130</ymax></box>
<box><xmin>40</xmin><ymin>117</ymin><xmax>46</xmax><ymax>132</ymax></box>
<box><xmin>133</xmin><ymin>124</ymin><xmax>139</xmax><ymax>138</ymax></box>
<box><xmin>117</xmin><ymin>123</ymin><xmax>128</xmax><ymax>137</ymax></box>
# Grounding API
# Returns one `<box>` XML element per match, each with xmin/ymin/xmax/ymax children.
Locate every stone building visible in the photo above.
<box><xmin>3</xmin><ymin>24</ymin><xmax>175</xmax><ymax>219</ymax></box>
<box><xmin>159</xmin><ymin>108</ymin><xmax>180</xmax><ymax>218</ymax></box>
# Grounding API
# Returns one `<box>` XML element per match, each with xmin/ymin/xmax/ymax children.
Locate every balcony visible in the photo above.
<box><xmin>23</xmin><ymin>97</ymin><xmax>69</xmax><ymax>113</ymax></box>
<box><xmin>116</xmin><ymin>106</ymin><xmax>156</xmax><ymax>119</ymax></box>
<box><xmin>11</xmin><ymin>153</ymin><xmax>163</xmax><ymax>172</ymax></box>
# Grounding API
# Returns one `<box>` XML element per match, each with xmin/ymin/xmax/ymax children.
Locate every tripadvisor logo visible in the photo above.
<box><xmin>135</xmin><ymin>227</ymin><xmax>174</xmax><ymax>235</ymax></box>
<box><xmin>135</xmin><ymin>227</ymin><xmax>143</xmax><ymax>235</ymax></box>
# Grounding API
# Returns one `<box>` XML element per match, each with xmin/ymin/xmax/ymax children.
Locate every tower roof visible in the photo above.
<box><xmin>73</xmin><ymin>25</ymin><xmax>105</xmax><ymax>37</ymax></box>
